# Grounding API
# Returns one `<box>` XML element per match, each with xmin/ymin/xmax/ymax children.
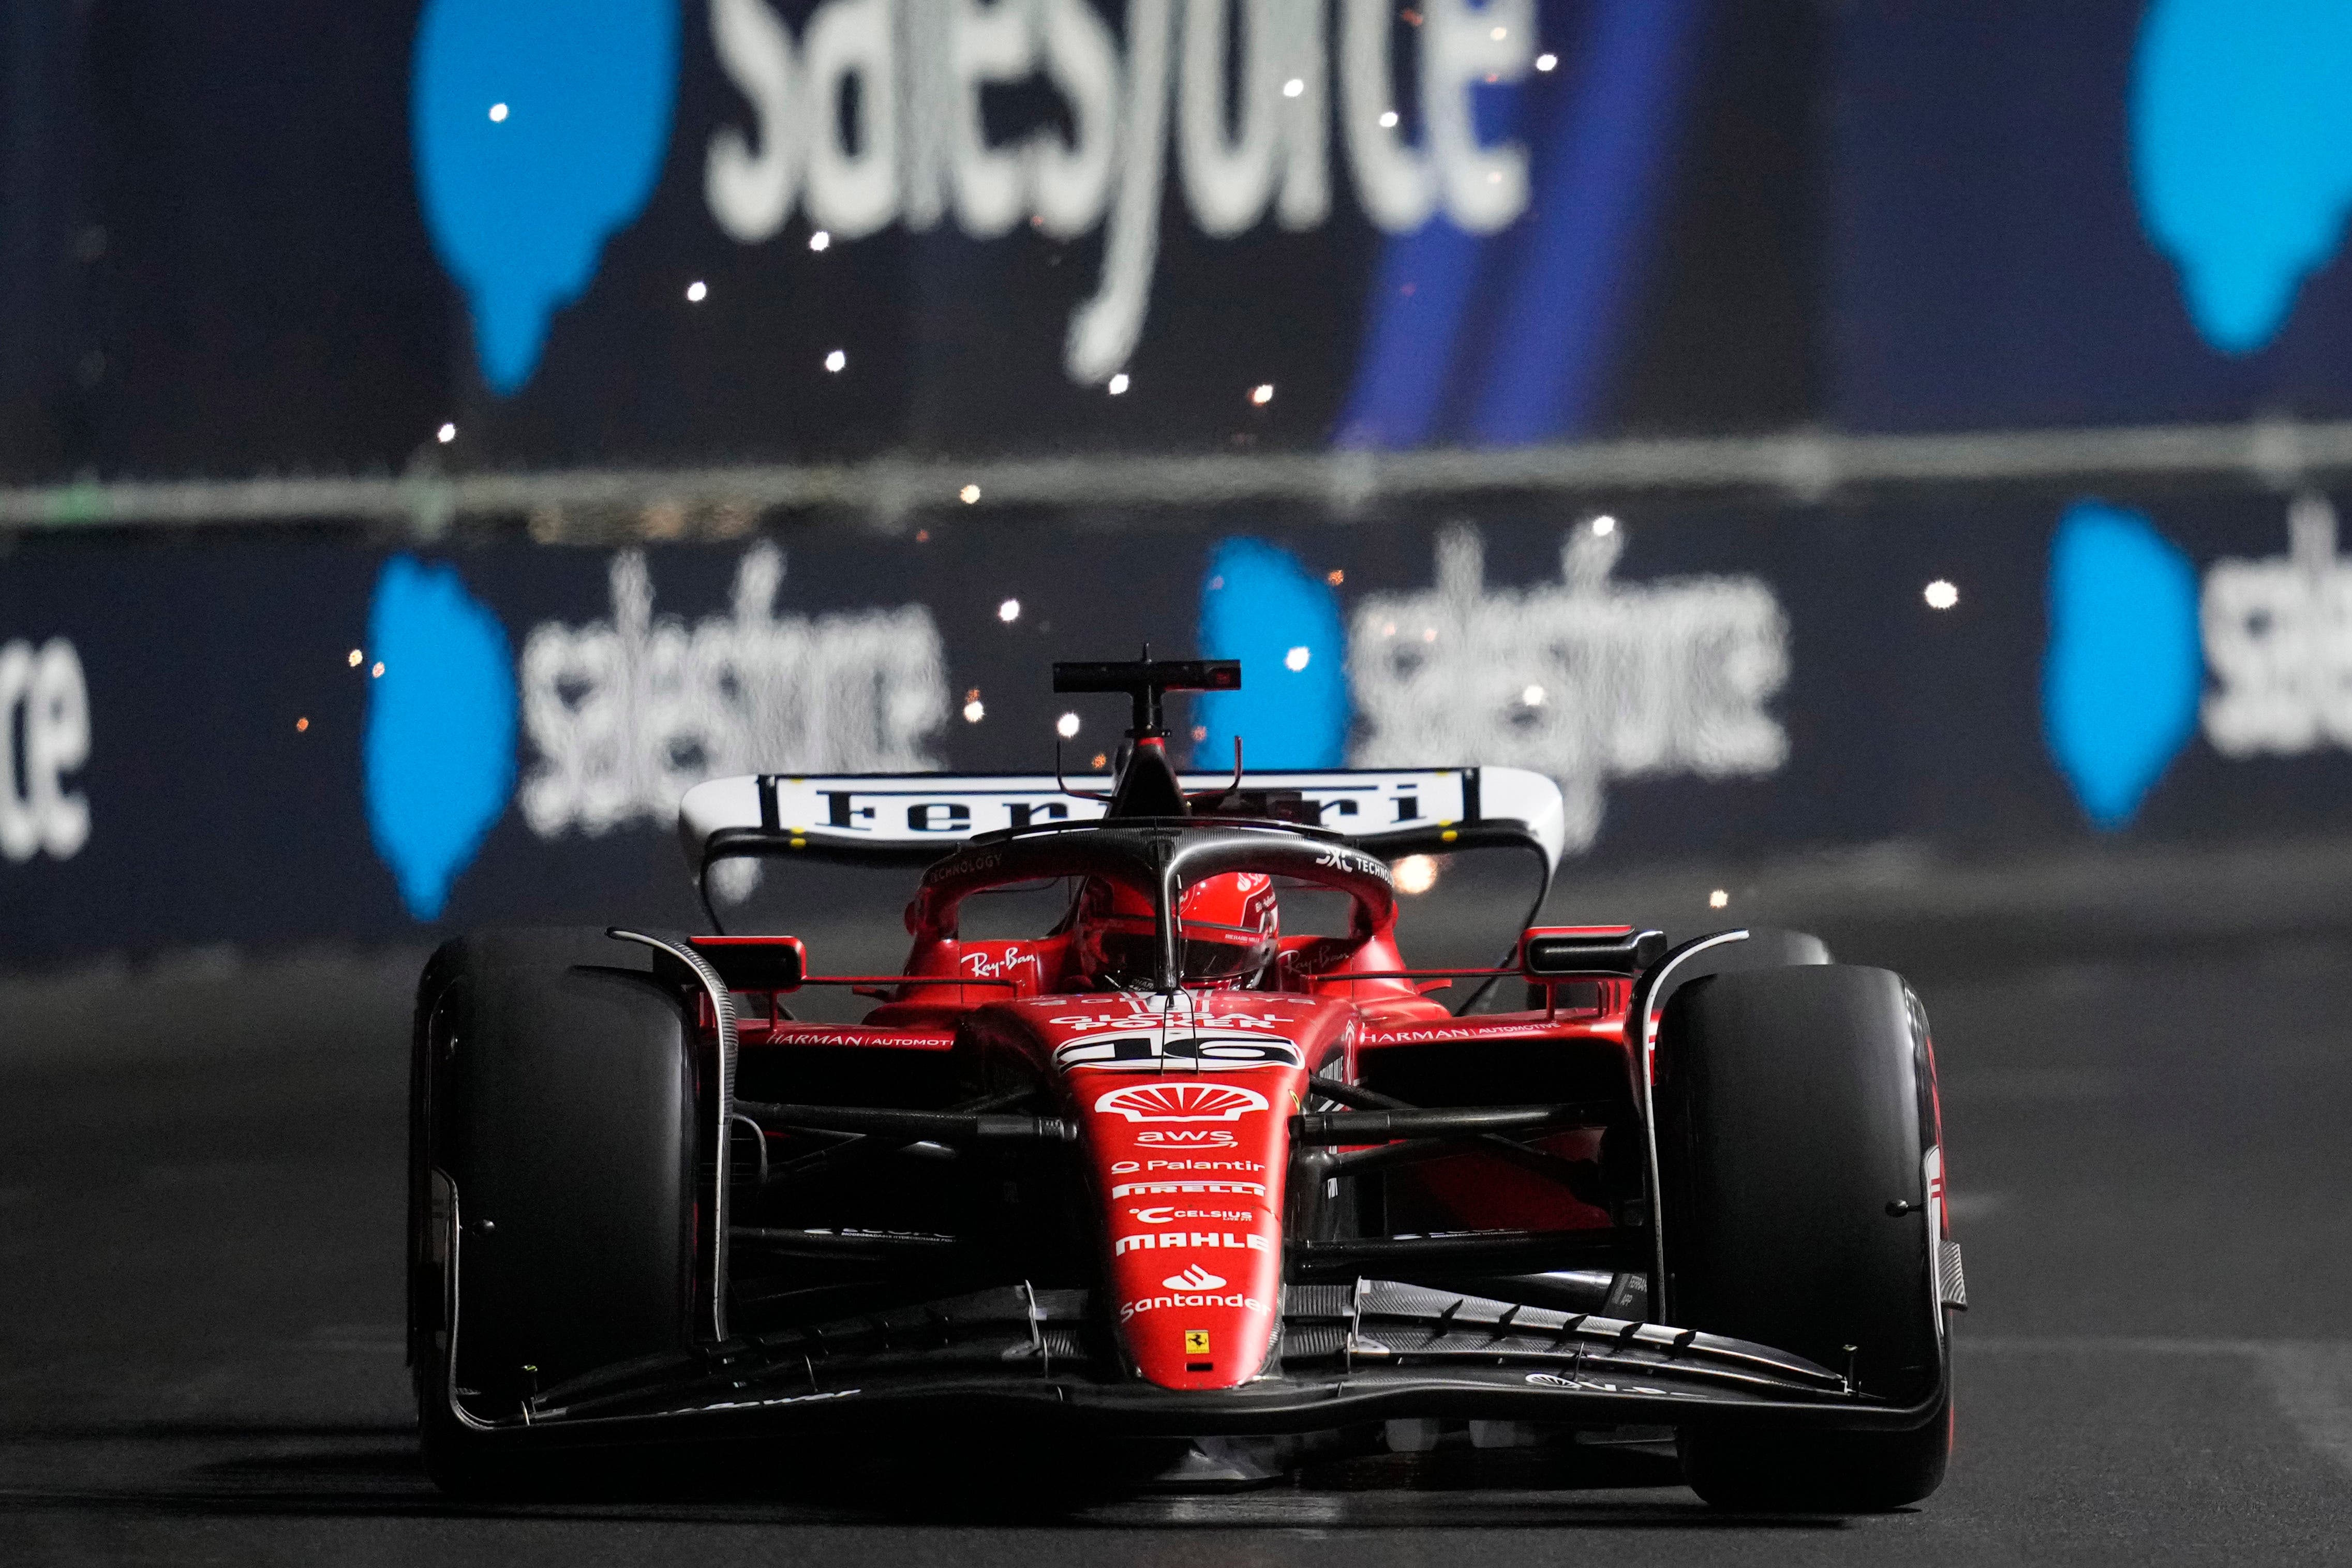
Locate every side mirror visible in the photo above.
<box><xmin>1519</xmin><ymin>925</ymin><xmax>1667</xmax><ymax>979</ymax></box>
<box><xmin>689</xmin><ymin>935</ymin><xmax>807</xmax><ymax>990</ymax></box>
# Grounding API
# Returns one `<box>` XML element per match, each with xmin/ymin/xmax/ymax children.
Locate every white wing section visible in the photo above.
<box><xmin>678</xmin><ymin>767</ymin><xmax>1566</xmax><ymax>873</ymax></box>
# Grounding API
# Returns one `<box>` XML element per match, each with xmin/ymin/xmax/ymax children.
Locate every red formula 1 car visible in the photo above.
<box><xmin>409</xmin><ymin>659</ymin><xmax>1963</xmax><ymax>1507</ymax></box>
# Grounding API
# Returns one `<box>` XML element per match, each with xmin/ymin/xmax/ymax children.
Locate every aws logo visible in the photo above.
<box><xmin>2133</xmin><ymin>1</ymin><xmax>2352</xmax><ymax>353</ymax></box>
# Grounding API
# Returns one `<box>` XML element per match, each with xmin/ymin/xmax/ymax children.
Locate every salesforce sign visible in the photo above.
<box><xmin>415</xmin><ymin>0</ymin><xmax>1541</xmax><ymax>397</ymax></box>
<box><xmin>705</xmin><ymin>0</ymin><xmax>1535</xmax><ymax>383</ymax></box>
<box><xmin>0</xmin><ymin>638</ymin><xmax>91</xmax><ymax>866</ymax></box>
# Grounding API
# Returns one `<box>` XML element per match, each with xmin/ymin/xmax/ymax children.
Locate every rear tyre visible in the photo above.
<box><xmin>409</xmin><ymin>929</ymin><xmax>701</xmax><ymax>1497</ymax></box>
<box><xmin>1655</xmin><ymin>964</ymin><xmax>1950</xmax><ymax>1511</ymax></box>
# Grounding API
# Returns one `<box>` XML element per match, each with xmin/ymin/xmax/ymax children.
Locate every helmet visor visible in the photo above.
<box><xmin>1086</xmin><ymin>920</ymin><xmax>1273</xmax><ymax>987</ymax></box>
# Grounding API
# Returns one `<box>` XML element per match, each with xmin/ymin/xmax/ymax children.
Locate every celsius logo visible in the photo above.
<box><xmin>2133</xmin><ymin>0</ymin><xmax>2352</xmax><ymax>353</ymax></box>
<box><xmin>1163</xmin><ymin>1265</ymin><xmax>1226</xmax><ymax>1291</ymax></box>
<box><xmin>0</xmin><ymin>638</ymin><xmax>90</xmax><ymax>864</ymax></box>
<box><xmin>1093</xmin><ymin>1082</ymin><xmax>1269</xmax><ymax>1122</ymax></box>
<box><xmin>412</xmin><ymin>0</ymin><xmax>680</xmax><ymax>392</ymax></box>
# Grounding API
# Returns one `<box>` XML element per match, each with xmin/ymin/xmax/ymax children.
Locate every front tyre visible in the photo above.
<box><xmin>1656</xmin><ymin>964</ymin><xmax>1952</xmax><ymax>1511</ymax></box>
<box><xmin>408</xmin><ymin>930</ymin><xmax>701</xmax><ymax>1497</ymax></box>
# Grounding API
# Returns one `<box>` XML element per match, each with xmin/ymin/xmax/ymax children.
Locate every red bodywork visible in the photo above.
<box><xmin>719</xmin><ymin>914</ymin><xmax>1631</xmax><ymax>1390</ymax></box>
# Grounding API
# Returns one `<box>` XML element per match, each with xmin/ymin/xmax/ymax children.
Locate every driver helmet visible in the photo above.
<box><xmin>1074</xmin><ymin>872</ymin><xmax>1279</xmax><ymax>989</ymax></box>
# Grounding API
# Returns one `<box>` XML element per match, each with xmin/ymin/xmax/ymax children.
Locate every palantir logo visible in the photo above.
<box><xmin>412</xmin><ymin>0</ymin><xmax>680</xmax><ymax>393</ymax></box>
<box><xmin>0</xmin><ymin>638</ymin><xmax>91</xmax><ymax>864</ymax></box>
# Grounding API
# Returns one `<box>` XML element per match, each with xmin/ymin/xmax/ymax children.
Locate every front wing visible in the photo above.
<box><xmin>448</xmin><ymin>1280</ymin><xmax>1947</xmax><ymax>1446</ymax></box>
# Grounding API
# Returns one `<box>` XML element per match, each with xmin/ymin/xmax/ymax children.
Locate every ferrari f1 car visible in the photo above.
<box><xmin>409</xmin><ymin>658</ymin><xmax>1963</xmax><ymax>1508</ymax></box>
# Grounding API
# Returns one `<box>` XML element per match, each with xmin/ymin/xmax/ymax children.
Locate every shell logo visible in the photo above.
<box><xmin>1092</xmin><ymin>1081</ymin><xmax>1270</xmax><ymax>1123</ymax></box>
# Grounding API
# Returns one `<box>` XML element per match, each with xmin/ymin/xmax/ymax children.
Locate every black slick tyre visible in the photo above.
<box><xmin>408</xmin><ymin>929</ymin><xmax>701</xmax><ymax>1497</ymax></box>
<box><xmin>1655</xmin><ymin>964</ymin><xmax>1951</xmax><ymax>1511</ymax></box>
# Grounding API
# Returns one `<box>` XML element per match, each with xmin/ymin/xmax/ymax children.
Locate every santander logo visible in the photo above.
<box><xmin>1093</xmin><ymin>1082</ymin><xmax>1269</xmax><ymax>1123</ymax></box>
<box><xmin>1163</xmin><ymin>1265</ymin><xmax>1226</xmax><ymax>1291</ymax></box>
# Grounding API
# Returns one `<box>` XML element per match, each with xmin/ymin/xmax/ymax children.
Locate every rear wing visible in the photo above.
<box><xmin>678</xmin><ymin>767</ymin><xmax>1567</xmax><ymax>875</ymax></box>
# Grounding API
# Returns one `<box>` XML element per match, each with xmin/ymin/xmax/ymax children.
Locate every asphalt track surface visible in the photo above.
<box><xmin>6</xmin><ymin>876</ymin><xmax>2352</xmax><ymax>1564</ymax></box>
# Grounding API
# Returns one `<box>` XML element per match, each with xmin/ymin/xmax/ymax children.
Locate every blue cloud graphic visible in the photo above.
<box><xmin>2042</xmin><ymin>501</ymin><xmax>2203</xmax><ymax>830</ymax></box>
<box><xmin>2132</xmin><ymin>0</ymin><xmax>2352</xmax><ymax>353</ymax></box>
<box><xmin>412</xmin><ymin>0</ymin><xmax>679</xmax><ymax>393</ymax></box>
<box><xmin>364</xmin><ymin>556</ymin><xmax>519</xmax><ymax>918</ymax></box>
<box><xmin>1194</xmin><ymin>539</ymin><xmax>1350</xmax><ymax>769</ymax></box>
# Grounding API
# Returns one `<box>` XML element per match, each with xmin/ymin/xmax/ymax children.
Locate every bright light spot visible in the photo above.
<box><xmin>1284</xmin><ymin>645</ymin><xmax>1311</xmax><ymax>671</ymax></box>
<box><xmin>295</xmin><ymin>716</ymin><xmax>309</xmax><ymax>733</ymax></box>
<box><xmin>1326</xmin><ymin>568</ymin><xmax>1344</xmax><ymax>585</ymax></box>
<box><xmin>1188</xmin><ymin>727</ymin><xmax>1206</xmax><ymax>744</ymax></box>
<box><xmin>959</xmin><ymin>483</ymin><xmax>981</xmax><ymax>504</ymax></box>
<box><xmin>1488</xmin><ymin>170</ymin><xmax>1502</xmax><ymax>184</ymax></box>
<box><xmin>1092</xmin><ymin>752</ymin><xmax>1109</xmax><ymax>769</ymax></box>
<box><xmin>824</xmin><ymin>349</ymin><xmax>846</xmax><ymax>372</ymax></box>
<box><xmin>1379</xmin><ymin>110</ymin><xmax>1400</xmax><ymax>129</ymax></box>
<box><xmin>488</xmin><ymin>102</ymin><xmax>509</xmax><ymax>122</ymax></box>
<box><xmin>1490</xmin><ymin>25</ymin><xmax>1508</xmax><ymax>40</ymax></box>
<box><xmin>1380</xmin><ymin>621</ymin><xmax>1396</xmax><ymax>637</ymax></box>
<box><xmin>1394</xmin><ymin>855</ymin><xmax>1440</xmax><ymax>896</ymax></box>
<box><xmin>1251</xmin><ymin>383</ymin><xmax>1275</xmax><ymax>405</ymax></box>
<box><xmin>809</xmin><ymin>230</ymin><xmax>831</xmax><ymax>252</ymax></box>
<box><xmin>436</xmin><ymin>422</ymin><xmax>456</xmax><ymax>444</ymax></box>
<box><xmin>1536</xmin><ymin>52</ymin><xmax>1558</xmax><ymax>71</ymax></box>
<box><xmin>347</xmin><ymin>649</ymin><xmax>363</xmax><ymax>667</ymax></box>
<box><xmin>1709</xmin><ymin>889</ymin><xmax>1730</xmax><ymax>910</ymax></box>
<box><xmin>998</xmin><ymin>598</ymin><xmax>1021</xmax><ymax>623</ymax></box>
<box><xmin>1924</xmin><ymin>579</ymin><xmax>1960</xmax><ymax>610</ymax></box>
<box><xmin>963</xmin><ymin>699</ymin><xmax>986</xmax><ymax>723</ymax></box>
<box><xmin>371</xmin><ymin>661</ymin><xmax>386</xmax><ymax>679</ymax></box>
<box><xmin>1056</xmin><ymin>712</ymin><xmax>1081</xmax><ymax>738</ymax></box>
<box><xmin>1592</xmin><ymin>514</ymin><xmax>1616</xmax><ymax>535</ymax></box>
<box><xmin>1522</xmin><ymin>684</ymin><xmax>1546</xmax><ymax>707</ymax></box>
<box><xmin>1108</xmin><ymin>372</ymin><xmax>1130</xmax><ymax>395</ymax></box>
<box><xmin>686</xmin><ymin>280</ymin><xmax>708</xmax><ymax>303</ymax></box>
<box><xmin>1421</xmin><ymin>627</ymin><xmax>1437</xmax><ymax>643</ymax></box>
<box><xmin>1283</xmin><ymin>77</ymin><xmax>1305</xmax><ymax>98</ymax></box>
